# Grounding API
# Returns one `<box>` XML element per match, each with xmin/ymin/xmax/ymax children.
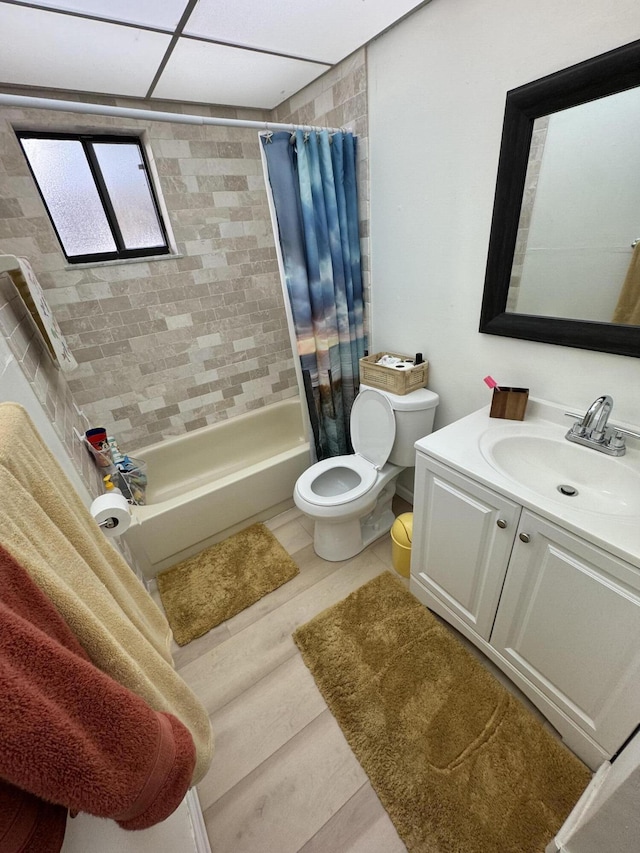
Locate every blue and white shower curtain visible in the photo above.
<box><xmin>261</xmin><ymin>129</ymin><xmax>367</xmax><ymax>460</ymax></box>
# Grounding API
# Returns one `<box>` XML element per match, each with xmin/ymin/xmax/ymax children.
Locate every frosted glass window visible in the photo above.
<box><xmin>94</xmin><ymin>143</ymin><xmax>165</xmax><ymax>250</ymax></box>
<box><xmin>18</xmin><ymin>132</ymin><xmax>170</xmax><ymax>263</ymax></box>
<box><xmin>20</xmin><ymin>138</ymin><xmax>117</xmax><ymax>256</ymax></box>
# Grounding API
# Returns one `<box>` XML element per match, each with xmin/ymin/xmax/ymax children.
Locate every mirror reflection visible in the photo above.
<box><xmin>507</xmin><ymin>86</ymin><xmax>640</xmax><ymax>325</ymax></box>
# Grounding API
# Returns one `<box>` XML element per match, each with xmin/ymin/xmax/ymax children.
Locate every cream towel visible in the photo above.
<box><xmin>0</xmin><ymin>403</ymin><xmax>212</xmax><ymax>784</ymax></box>
<box><xmin>613</xmin><ymin>242</ymin><xmax>640</xmax><ymax>325</ymax></box>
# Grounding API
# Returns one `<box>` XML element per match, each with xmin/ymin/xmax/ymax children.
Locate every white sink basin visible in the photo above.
<box><xmin>479</xmin><ymin>425</ymin><xmax>640</xmax><ymax>516</ymax></box>
<box><xmin>414</xmin><ymin>397</ymin><xmax>640</xmax><ymax>567</ymax></box>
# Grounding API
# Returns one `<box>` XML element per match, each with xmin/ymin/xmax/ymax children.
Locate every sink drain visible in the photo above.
<box><xmin>557</xmin><ymin>484</ymin><xmax>578</xmax><ymax>497</ymax></box>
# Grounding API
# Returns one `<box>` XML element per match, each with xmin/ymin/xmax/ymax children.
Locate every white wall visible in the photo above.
<box><xmin>367</xmin><ymin>0</ymin><xmax>640</xmax><ymax>432</ymax></box>
<box><xmin>550</xmin><ymin>728</ymin><xmax>640</xmax><ymax>852</ymax></box>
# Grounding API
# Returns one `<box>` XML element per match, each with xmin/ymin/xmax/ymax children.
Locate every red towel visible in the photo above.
<box><xmin>0</xmin><ymin>785</ymin><xmax>66</xmax><ymax>853</ymax></box>
<box><xmin>0</xmin><ymin>544</ymin><xmax>196</xmax><ymax>852</ymax></box>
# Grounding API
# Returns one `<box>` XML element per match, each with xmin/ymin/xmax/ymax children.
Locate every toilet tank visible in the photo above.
<box><xmin>360</xmin><ymin>383</ymin><xmax>439</xmax><ymax>468</ymax></box>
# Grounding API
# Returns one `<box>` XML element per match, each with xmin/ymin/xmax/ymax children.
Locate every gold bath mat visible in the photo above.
<box><xmin>293</xmin><ymin>572</ymin><xmax>591</xmax><ymax>853</ymax></box>
<box><xmin>158</xmin><ymin>523</ymin><xmax>299</xmax><ymax>646</ymax></box>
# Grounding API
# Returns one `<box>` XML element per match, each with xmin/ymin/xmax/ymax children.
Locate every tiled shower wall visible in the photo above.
<box><xmin>0</xmin><ymin>95</ymin><xmax>295</xmax><ymax>454</ymax></box>
<box><xmin>0</xmin><ymin>269</ymin><xmax>102</xmax><ymax>494</ymax></box>
<box><xmin>0</xmin><ymin>48</ymin><xmax>368</xmax><ymax>475</ymax></box>
<box><xmin>508</xmin><ymin>115</ymin><xmax>549</xmax><ymax>312</ymax></box>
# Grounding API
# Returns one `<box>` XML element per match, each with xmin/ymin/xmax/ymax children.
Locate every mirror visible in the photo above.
<box><xmin>480</xmin><ymin>39</ymin><xmax>640</xmax><ymax>357</ymax></box>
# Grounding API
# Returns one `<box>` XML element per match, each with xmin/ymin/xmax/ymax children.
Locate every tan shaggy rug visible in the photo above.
<box><xmin>157</xmin><ymin>523</ymin><xmax>299</xmax><ymax>646</ymax></box>
<box><xmin>293</xmin><ymin>572</ymin><xmax>591</xmax><ymax>853</ymax></box>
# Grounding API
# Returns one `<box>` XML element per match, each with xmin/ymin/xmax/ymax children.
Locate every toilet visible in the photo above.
<box><xmin>294</xmin><ymin>383</ymin><xmax>439</xmax><ymax>561</ymax></box>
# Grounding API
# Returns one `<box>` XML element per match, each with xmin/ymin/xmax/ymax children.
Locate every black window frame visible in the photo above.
<box><xmin>16</xmin><ymin>131</ymin><xmax>171</xmax><ymax>265</ymax></box>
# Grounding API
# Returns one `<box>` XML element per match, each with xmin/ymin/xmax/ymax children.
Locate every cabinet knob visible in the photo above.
<box><xmin>519</xmin><ymin>532</ymin><xmax>531</xmax><ymax>543</ymax></box>
<box><xmin>496</xmin><ymin>518</ymin><xmax>508</xmax><ymax>529</ymax></box>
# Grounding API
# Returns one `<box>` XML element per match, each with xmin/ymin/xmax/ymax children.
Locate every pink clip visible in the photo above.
<box><xmin>483</xmin><ymin>375</ymin><xmax>500</xmax><ymax>391</ymax></box>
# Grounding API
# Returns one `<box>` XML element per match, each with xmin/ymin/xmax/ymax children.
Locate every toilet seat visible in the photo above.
<box><xmin>295</xmin><ymin>389</ymin><xmax>396</xmax><ymax>508</ymax></box>
<box><xmin>295</xmin><ymin>454</ymin><xmax>378</xmax><ymax>507</ymax></box>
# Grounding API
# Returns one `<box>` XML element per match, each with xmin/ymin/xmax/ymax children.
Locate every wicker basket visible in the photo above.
<box><xmin>359</xmin><ymin>352</ymin><xmax>429</xmax><ymax>396</ymax></box>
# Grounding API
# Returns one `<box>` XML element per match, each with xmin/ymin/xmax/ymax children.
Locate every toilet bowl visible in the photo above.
<box><xmin>294</xmin><ymin>384</ymin><xmax>439</xmax><ymax>561</ymax></box>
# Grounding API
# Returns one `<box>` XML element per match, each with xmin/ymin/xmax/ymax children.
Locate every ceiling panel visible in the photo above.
<box><xmin>184</xmin><ymin>0</ymin><xmax>426</xmax><ymax>63</ymax></box>
<box><xmin>154</xmin><ymin>39</ymin><xmax>329</xmax><ymax>109</ymax></box>
<box><xmin>0</xmin><ymin>5</ymin><xmax>171</xmax><ymax>96</ymax></box>
<box><xmin>0</xmin><ymin>0</ymin><xmax>424</xmax><ymax>109</ymax></box>
<box><xmin>6</xmin><ymin>0</ymin><xmax>189</xmax><ymax>29</ymax></box>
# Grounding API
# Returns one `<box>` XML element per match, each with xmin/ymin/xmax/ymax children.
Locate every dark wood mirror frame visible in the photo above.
<box><xmin>479</xmin><ymin>39</ymin><xmax>640</xmax><ymax>358</ymax></box>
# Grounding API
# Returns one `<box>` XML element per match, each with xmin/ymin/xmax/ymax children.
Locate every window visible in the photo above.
<box><xmin>17</xmin><ymin>132</ymin><xmax>170</xmax><ymax>264</ymax></box>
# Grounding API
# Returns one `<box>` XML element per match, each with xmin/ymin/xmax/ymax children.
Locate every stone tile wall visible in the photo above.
<box><xmin>0</xmin><ymin>269</ymin><xmax>102</xmax><ymax>495</ymax></box>
<box><xmin>0</xmin><ymin>47</ymin><xmax>369</xmax><ymax>469</ymax></box>
<box><xmin>508</xmin><ymin>115</ymin><xmax>549</xmax><ymax>311</ymax></box>
<box><xmin>0</xmin><ymin>93</ymin><xmax>295</xmax><ymax>453</ymax></box>
<box><xmin>0</xmin><ymin>270</ymin><xmax>140</xmax><ymax>571</ymax></box>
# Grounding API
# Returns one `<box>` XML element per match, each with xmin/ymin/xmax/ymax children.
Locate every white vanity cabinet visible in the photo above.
<box><xmin>411</xmin><ymin>454</ymin><xmax>640</xmax><ymax>770</ymax></box>
<box><xmin>411</xmin><ymin>455</ymin><xmax>521</xmax><ymax>639</ymax></box>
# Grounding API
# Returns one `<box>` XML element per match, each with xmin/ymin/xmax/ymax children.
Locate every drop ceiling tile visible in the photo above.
<box><xmin>0</xmin><ymin>5</ymin><xmax>171</xmax><ymax>96</ymax></box>
<box><xmin>6</xmin><ymin>0</ymin><xmax>189</xmax><ymax>29</ymax></box>
<box><xmin>153</xmin><ymin>39</ymin><xmax>329</xmax><ymax>109</ymax></box>
<box><xmin>184</xmin><ymin>0</ymin><xmax>426</xmax><ymax>64</ymax></box>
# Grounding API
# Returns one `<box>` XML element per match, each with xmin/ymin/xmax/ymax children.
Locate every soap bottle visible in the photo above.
<box><xmin>103</xmin><ymin>474</ymin><xmax>122</xmax><ymax>495</ymax></box>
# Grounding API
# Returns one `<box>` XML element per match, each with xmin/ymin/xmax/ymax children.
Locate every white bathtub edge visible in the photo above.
<box><xmin>134</xmin><ymin>496</ymin><xmax>297</xmax><ymax>578</ymax></box>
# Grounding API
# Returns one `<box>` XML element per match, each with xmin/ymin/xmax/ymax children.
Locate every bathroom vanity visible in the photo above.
<box><xmin>410</xmin><ymin>398</ymin><xmax>640</xmax><ymax>770</ymax></box>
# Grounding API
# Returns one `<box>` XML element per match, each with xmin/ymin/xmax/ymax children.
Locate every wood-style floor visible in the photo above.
<box><xmin>152</xmin><ymin>499</ymin><xmax>559</xmax><ymax>853</ymax></box>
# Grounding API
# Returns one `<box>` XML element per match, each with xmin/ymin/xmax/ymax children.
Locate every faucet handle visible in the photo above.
<box><xmin>609</xmin><ymin>425</ymin><xmax>640</xmax><ymax>441</ymax></box>
<box><xmin>564</xmin><ymin>411</ymin><xmax>586</xmax><ymax>436</ymax></box>
<box><xmin>607</xmin><ymin>430</ymin><xmax>626</xmax><ymax>451</ymax></box>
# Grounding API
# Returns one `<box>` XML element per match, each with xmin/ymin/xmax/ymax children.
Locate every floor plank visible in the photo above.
<box><xmin>198</xmin><ymin>654</ymin><xmax>327</xmax><ymax>811</ymax></box>
<box><xmin>265</xmin><ymin>514</ymin><xmax>314</xmax><ymax>553</ymax></box>
<box><xmin>171</xmin><ymin>503</ymin><xmax>416</xmax><ymax>851</ymax></box>
<box><xmin>179</xmin><ymin>548</ymin><xmax>389</xmax><ymax>716</ymax></box>
<box><xmin>299</xmin><ymin>782</ymin><xmax>407</xmax><ymax>853</ymax></box>
<box><xmin>203</xmin><ymin>710</ymin><xmax>369</xmax><ymax>853</ymax></box>
<box><xmin>172</xmin><ymin>501</ymin><xmax>562</xmax><ymax>852</ymax></box>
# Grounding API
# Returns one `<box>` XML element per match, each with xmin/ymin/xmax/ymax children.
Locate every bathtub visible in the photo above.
<box><xmin>124</xmin><ymin>398</ymin><xmax>310</xmax><ymax>578</ymax></box>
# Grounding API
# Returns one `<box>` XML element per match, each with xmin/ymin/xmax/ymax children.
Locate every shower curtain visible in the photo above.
<box><xmin>261</xmin><ymin>129</ymin><xmax>366</xmax><ymax>460</ymax></box>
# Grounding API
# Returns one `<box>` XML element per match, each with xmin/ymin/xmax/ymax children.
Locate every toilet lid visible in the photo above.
<box><xmin>351</xmin><ymin>389</ymin><xmax>396</xmax><ymax>469</ymax></box>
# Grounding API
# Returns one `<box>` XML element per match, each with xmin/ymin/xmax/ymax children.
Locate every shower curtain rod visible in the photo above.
<box><xmin>0</xmin><ymin>93</ymin><xmax>348</xmax><ymax>135</ymax></box>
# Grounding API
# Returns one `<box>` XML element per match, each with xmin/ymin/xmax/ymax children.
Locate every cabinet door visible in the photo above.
<box><xmin>491</xmin><ymin>510</ymin><xmax>640</xmax><ymax>755</ymax></box>
<box><xmin>411</xmin><ymin>456</ymin><xmax>521</xmax><ymax>639</ymax></box>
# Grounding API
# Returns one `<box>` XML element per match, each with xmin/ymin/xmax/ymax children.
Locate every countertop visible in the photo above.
<box><xmin>414</xmin><ymin>397</ymin><xmax>640</xmax><ymax>570</ymax></box>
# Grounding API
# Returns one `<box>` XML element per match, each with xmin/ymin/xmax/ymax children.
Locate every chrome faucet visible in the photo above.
<box><xmin>565</xmin><ymin>395</ymin><xmax>640</xmax><ymax>456</ymax></box>
<box><xmin>577</xmin><ymin>395</ymin><xmax>613</xmax><ymax>441</ymax></box>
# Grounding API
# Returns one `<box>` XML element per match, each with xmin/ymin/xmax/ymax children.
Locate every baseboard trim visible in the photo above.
<box><xmin>396</xmin><ymin>482</ymin><xmax>414</xmax><ymax>505</ymax></box>
<box><xmin>551</xmin><ymin>760</ymin><xmax>610</xmax><ymax>853</ymax></box>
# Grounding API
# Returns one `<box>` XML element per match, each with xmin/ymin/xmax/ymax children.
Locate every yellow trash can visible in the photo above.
<box><xmin>390</xmin><ymin>512</ymin><xmax>413</xmax><ymax>578</ymax></box>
